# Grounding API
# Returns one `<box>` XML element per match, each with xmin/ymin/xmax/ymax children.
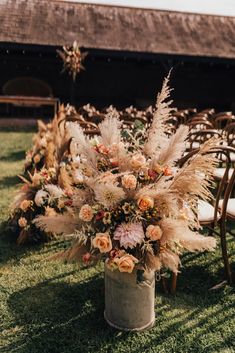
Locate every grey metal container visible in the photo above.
<box><xmin>104</xmin><ymin>264</ymin><xmax>155</xmax><ymax>331</ymax></box>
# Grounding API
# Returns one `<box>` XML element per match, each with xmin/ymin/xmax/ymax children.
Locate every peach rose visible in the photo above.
<box><xmin>93</xmin><ymin>233</ymin><xmax>112</xmax><ymax>253</ymax></box>
<box><xmin>146</xmin><ymin>225</ymin><xmax>162</xmax><ymax>241</ymax></box>
<box><xmin>130</xmin><ymin>154</ymin><xmax>146</xmax><ymax>170</ymax></box>
<box><xmin>114</xmin><ymin>254</ymin><xmax>138</xmax><ymax>273</ymax></box>
<box><xmin>79</xmin><ymin>204</ymin><xmax>94</xmax><ymax>222</ymax></box>
<box><xmin>18</xmin><ymin>217</ymin><xmax>27</xmax><ymax>228</ymax></box>
<box><xmin>137</xmin><ymin>195</ymin><xmax>154</xmax><ymax>211</ymax></box>
<box><xmin>122</xmin><ymin>174</ymin><xmax>137</xmax><ymax>189</ymax></box>
<box><xmin>19</xmin><ymin>200</ymin><xmax>33</xmax><ymax>212</ymax></box>
<box><xmin>33</xmin><ymin>154</ymin><xmax>41</xmax><ymax>164</ymax></box>
<box><xmin>163</xmin><ymin>166</ymin><xmax>172</xmax><ymax>176</ymax></box>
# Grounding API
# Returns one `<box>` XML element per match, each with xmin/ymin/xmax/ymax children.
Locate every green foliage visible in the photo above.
<box><xmin>0</xmin><ymin>130</ymin><xmax>235</xmax><ymax>353</ymax></box>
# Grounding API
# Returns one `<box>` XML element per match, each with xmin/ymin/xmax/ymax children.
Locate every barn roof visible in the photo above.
<box><xmin>0</xmin><ymin>1</ymin><xmax>235</xmax><ymax>58</ymax></box>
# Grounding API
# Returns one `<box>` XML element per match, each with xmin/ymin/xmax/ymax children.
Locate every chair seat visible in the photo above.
<box><xmin>198</xmin><ymin>200</ymin><xmax>220</xmax><ymax>223</ymax></box>
<box><xmin>214</xmin><ymin>168</ymin><xmax>234</xmax><ymax>180</ymax></box>
<box><xmin>221</xmin><ymin>152</ymin><xmax>235</xmax><ymax>162</ymax></box>
<box><xmin>186</xmin><ymin>141</ymin><xmax>200</xmax><ymax>150</ymax></box>
<box><xmin>218</xmin><ymin>199</ymin><xmax>235</xmax><ymax>218</ymax></box>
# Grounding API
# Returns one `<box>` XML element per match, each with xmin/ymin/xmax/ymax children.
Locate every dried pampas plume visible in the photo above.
<box><xmin>144</xmin><ymin>70</ymin><xmax>175</xmax><ymax>156</ymax></box>
<box><xmin>160</xmin><ymin>218</ymin><xmax>216</xmax><ymax>252</ymax></box>
<box><xmin>33</xmin><ymin>214</ymin><xmax>78</xmax><ymax>235</ymax></box>
<box><xmin>154</xmin><ymin>125</ymin><xmax>189</xmax><ymax>167</ymax></box>
<box><xmin>66</xmin><ymin>122</ymin><xmax>97</xmax><ymax>171</ymax></box>
<box><xmin>170</xmin><ymin>138</ymin><xmax>219</xmax><ymax>204</ymax></box>
<box><xmin>99</xmin><ymin>113</ymin><xmax>122</xmax><ymax>146</ymax></box>
<box><xmin>45</xmin><ymin>141</ymin><xmax>56</xmax><ymax>169</ymax></box>
<box><xmin>58</xmin><ymin>166</ymin><xmax>73</xmax><ymax>194</ymax></box>
<box><xmin>159</xmin><ymin>249</ymin><xmax>181</xmax><ymax>274</ymax></box>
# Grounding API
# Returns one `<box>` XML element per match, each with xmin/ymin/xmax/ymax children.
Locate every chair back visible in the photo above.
<box><xmin>178</xmin><ymin>146</ymin><xmax>235</xmax><ymax>226</ymax></box>
<box><xmin>187</xmin><ymin>130</ymin><xmax>222</xmax><ymax>151</ymax></box>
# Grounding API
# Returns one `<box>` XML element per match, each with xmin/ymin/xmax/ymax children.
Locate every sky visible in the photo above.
<box><xmin>67</xmin><ymin>0</ymin><xmax>235</xmax><ymax>17</ymax></box>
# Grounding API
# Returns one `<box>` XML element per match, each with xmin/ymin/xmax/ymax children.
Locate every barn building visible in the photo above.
<box><xmin>0</xmin><ymin>0</ymin><xmax>235</xmax><ymax>117</ymax></box>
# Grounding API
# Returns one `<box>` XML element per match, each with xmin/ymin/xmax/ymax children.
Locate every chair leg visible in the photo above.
<box><xmin>161</xmin><ymin>277</ymin><xmax>169</xmax><ymax>294</ymax></box>
<box><xmin>170</xmin><ymin>273</ymin><xmax>178</xmax><ymax>294</ymax></box>
<box><xmin>220</xmin><ymin>219</ymin><xmax>233</xmax><ymax>285</ymax></box>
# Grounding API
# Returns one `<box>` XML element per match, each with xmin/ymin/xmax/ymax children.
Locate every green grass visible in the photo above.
<box><xmin>0</xmin><ymin>130</ymin><xmax>235</xmax><ymax>353</ymax></box>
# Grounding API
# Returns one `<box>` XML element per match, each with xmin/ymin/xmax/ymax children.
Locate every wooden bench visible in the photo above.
<box><xmin>0</xmin><ymin>95</ymin><xmax>59</xmax><ymax>116</ymax></box>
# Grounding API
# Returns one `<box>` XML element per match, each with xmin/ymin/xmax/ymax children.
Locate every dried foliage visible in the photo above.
<box><xmin>57</xmin><ymin>41</ymin><xmax>88</xmax><ymax>81</ymax></box>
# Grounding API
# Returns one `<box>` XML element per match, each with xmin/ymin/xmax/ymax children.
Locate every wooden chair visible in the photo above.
<box><xmin>188</xmin><ymin>120</ymin><xmax>213</xmax><ymax>131</ymax></box>
<box><xmin>186</xmin><ymin>130</ymin><xmax>222</xmax><ymax>151</ymax></box>
<box><xmin>170</xmin><ymin>146</ymin><xmax>235</xmax><ymax>293</ymax></box>
<box><xmin>214</xmin><ymin>115</ymin><xmax>235</xmax><ymax>131</ymax></box>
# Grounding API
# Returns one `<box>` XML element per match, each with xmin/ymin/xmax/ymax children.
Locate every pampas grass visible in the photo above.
<box><xmin>66</xmin><ymin>122</ymin><xmax>97</xmax><ymax>171</ymax></box>
<box><xmin>160</xmin><ymin>218</ymin><xmax>216</xmax><ymax>252</ymax></box>
<box><xmin>58</xmin><ymin>167</ymin><xmax>73</xmax><ymax>193</ymax></box>
<box><xmin>159</xmin><ymin>249</ymin><xmax>181</xmax><ymax>274</ymax></box>
<box><xmin>33</xmin><ymin>214</ymin><xmax>78</xmax><ymax>235</ymax></box>
<box><xmin>154</xmin><ymin>125</ymin><xmax>189</xmax><ymax>167</ymax></box>
<box><xmin>169</xmin><ymin>139</ymin><xmax>219</xmax><ymax>204</ymax></box>
<box><xmin>99</xmin><ymin>113</ymin><xmax>122</xmax><ymax>147</ymax></box>
<box><xmin>144</xmin><ymin>71</ymin><xmax>175</xmax><ymax>156</ymax></box>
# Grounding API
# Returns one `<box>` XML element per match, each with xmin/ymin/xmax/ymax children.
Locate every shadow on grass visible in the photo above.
<box><xmin>6</xmin><ymin>274</ymin><xmax>129</xmax><ymax>353</ymax></box>
<box><xmin>0</xmin><ymin>150</ymin><xmax>26</xmax><ymax>162</ymax></box>
<box><xmin>5</xmin><ymin>270</ymin><xmax>234</xmax><ymax>353</ymax></box>
<box><xmin>0</xmin><ymin>126</ymin><xmax>36</xmax><ymax>133</ymax></box>
<box><xmin>0</xmin><ymin>175</ymin><xmax>22</xmax><ymax>189</ymax></box>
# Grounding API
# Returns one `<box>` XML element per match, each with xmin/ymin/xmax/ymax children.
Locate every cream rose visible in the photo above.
<box><xmin>18</xmin><ymin>217</ymin><xmax>27</xmax><ymax>228</ymax></box>
<box><xmin>130</xmin><ymin>154</ymin><xmax>146</xmax><ymax>170</ymax></box>
<box><xmin>19</xmin><ymin>200</ymin><xmax>32</xmax><ymax>212</ymax></box>
<box><xmin>137</xmin><ymin>195</ymin><xmax>154</xmax><ymax>211</ymax></box>
<box><xmin>122</xmin><ymin>174</ymin><xmax>137</xmax><ymax>189</ymax></box>
<box><xmin>115</xmin><ymin>254</ymin><xmax>138</xmax><ymax>273</ymax></box>
<box><xmin>146</xmin><ymin>225</ymin><xmax>162</xmax><ymax>241</ymax></box>
<box><xmin>79</xmin><ymin>204</ymin><xmax>94</xmax><ymax>222</ymax></box>
<box><xmin>93</xmin><ymin>233</ymin><xmax>112</xmax><ymax>253</ymax></box>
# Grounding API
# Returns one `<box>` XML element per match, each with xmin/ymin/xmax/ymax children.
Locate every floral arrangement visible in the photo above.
<box><xmin>34</xmin><ymin>75</ymin><xmax>217</xmax><ymax>275</ymax></box>
<box><xmin>57</xmin><ymin>41</ymin><xmax>88</xmax><ymax>81</ymax></box>
<box><xmin>24</xmin><ymin>104</ymin><xmax>77</xmax><ymax>173</ymax></box>
<box><xmin>9</xmin><ymin>104</ymin><xmax>79</xmax><ymax>244</ymax></box>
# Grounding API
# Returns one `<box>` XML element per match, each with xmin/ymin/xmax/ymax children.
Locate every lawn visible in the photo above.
<box><xmin>0</xmin><ymin>129</ymin><xmax>235</xmax><ymax>353</ymax></box>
